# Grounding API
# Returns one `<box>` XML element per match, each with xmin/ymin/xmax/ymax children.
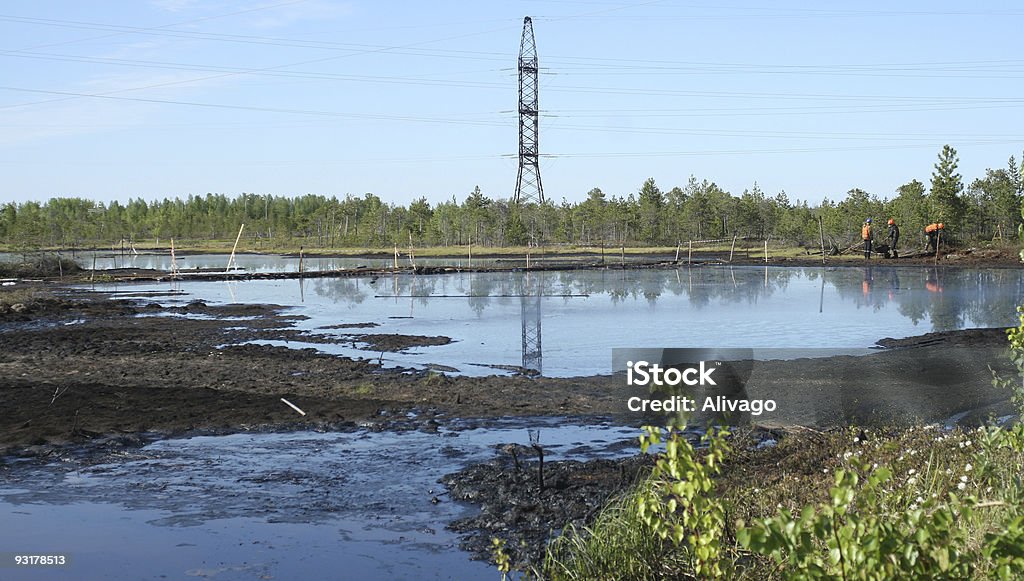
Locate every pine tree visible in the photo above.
<box><xmin>929</xmin><ymin>144</ymin><xmax>965</xmax><ymax>228</ymax></box>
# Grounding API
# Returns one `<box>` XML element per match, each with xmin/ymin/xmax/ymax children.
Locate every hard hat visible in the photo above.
<box><xmin>887</xmin><ymin>219</ymin><xmax>894</xmax><ymax>225</ymax></box>
<box><xmin>865</xmin><ymin>218</ymin><xmax>872</xmax><ymax>223</ymax></box>
<box><xmin>938</xmin><ymin>223</ymin><xmax>944</xmax><ymax>229</ymax></box>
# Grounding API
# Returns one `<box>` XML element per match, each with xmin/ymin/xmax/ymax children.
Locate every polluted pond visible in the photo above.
<box><xmin>0</xmin><ymin>417</ymin><xmax>643</xmax><ymax>580</ymax></box>
<box><xmin>88</xmin><ymin>266</ymin><xmax>1024</xmax><ymax>377</ymax></box>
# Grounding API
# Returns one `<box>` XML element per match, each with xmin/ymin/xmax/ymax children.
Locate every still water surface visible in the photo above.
<box><xmin>0</xmin><ymin>418</ymin><xmax>638</xmax><ymax>580</ymax></box>
<box><xmin>94</xmin><ymin>265</ymin><xmax>1024</xmax><ymax>377</ymax></box>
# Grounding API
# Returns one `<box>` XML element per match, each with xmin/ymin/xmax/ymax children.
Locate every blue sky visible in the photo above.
<box><xmin>2</xmin><ymin>0</ymin><xmax>1023</xmax><ymax>207</ymax></box>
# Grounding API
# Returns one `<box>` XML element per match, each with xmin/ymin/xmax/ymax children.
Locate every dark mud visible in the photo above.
<box><xmin>441</xmin><ymin>446</ymin><xmax>654</xmax><ymax>567</ymax></box>
<box><xmin>0</xmin><ymin>289</ymin><xmax>627</xmax><ymax>454</ymax></box>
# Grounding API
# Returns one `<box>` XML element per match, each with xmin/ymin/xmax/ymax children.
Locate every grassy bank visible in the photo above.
<box><xmin>502</xmin><ymin>315</ymin><xmax>1024</xmax><ymax>580</ymax></box>
<box><xmin>531</xmin><ymin>424</ymin><xmax>1024</xmax><ymax>580</ymax></box>
<box><xmin>1</xmin><ymin>238</ymin><xmax>967</xmax><ymax>263</ymax></box>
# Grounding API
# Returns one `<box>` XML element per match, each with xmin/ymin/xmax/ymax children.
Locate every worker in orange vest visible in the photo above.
<box><xmin>925</xmin><ymin>222</ymin><xmax>944</xmax><ymax>253</ymax></box>
<box><xmin>861</xmin><ymin>218</ymin><xmax>873</xmax><ymax>259</ymax></box>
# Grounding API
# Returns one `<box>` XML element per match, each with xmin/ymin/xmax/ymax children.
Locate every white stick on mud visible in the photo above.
<box><xmin>280</xmin><ymin>397</ymin><xmax>306</xmax><ymax>416</ymax></box>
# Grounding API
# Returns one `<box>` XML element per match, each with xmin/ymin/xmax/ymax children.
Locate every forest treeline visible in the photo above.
<box><xmin>2</xmin><ymin>145</ymin><xmax>1021</xmax><ymax>251</ymax></box>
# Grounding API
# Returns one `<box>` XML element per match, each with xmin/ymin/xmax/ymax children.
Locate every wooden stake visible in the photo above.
<box><xmin>170</xmin><ymin>238</ymin><xmax>178</xmax><ymax>279</ymax></box>
<box><xmin>226</xmin><ymin>223</ymin><xmax>245</xmax><ymax>272</ymax></box>
<box><xmin>394</xmin><ymin>243</ymin><xmax>399</xmax><ymax>269</ymax></box>
<box><xmin>764</xmin><ymin>239</ymin><xmax>769</xmax><ymax>263</ymax></box>
<box><xmin>468</xmin><ymin>237</ymin><xmax>472</xmax><ymax>269</ymax></box>
<box><xmin>818</xmin><ymin>216</ymin><xmax>826</xmax><ymax>264</ymax></box>
<box><xmin>729</xmin><ymin>235</ymin><xmax>737</xmax><ymax>262</ymax></box>
<box><xmin>688</xmin><ymin>240</ymin><xmax>693</xmax><ymax>265</ymax></box>
<box><xmin>935</xmin><ymin>229</ymin><xmax>941</xmax><ymax>265</ymax></box>
<box><xmin>674</xmin><ymin>241</ymin><xmax>681</xmax><ymax>262</ymax></box>
<box><xmin>299</xmin><ymin>246</ymin><xmax>304</xmax><ymax>273</ymax></box>
<box><xmin>408</xmin><ymin>231</ymin><xmax>415</xmax><ymax>267</ymax></box>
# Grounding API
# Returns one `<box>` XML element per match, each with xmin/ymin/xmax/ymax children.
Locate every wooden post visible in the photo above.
<box><xmin>621</xmin><ymin>244</ymin><xmax>625</xmax><ymax>268</ymax></box>
<box><xmin>764</xmin><ymin>239</ymin><xmax>769</xmax><ymax>263</ymax></box>
<box><xmin>408</xmin><ymin>232</ymin><xmax>415</xmax><ymax>267</ymax></box>
<box><xmin>299</xmin><ymin>246</ymin><xmax>304</xmax><ymax>273</ymax></box>
<box><xmin>90</xmin><ymin>253</ymin><xmax>96</xmax><ymax>281</ymax></box>
<box><xmin>818</xmin><ymin>216</ymin><xmax>826</xmax><ymax>264</ymax></box>
<box><xmin>935</xmin><ymin>229</ymin><xmax>941</xmax><ymax>265</ymax></box>
<box><xmin>468</xmin><ymin>237</ymin><xmax>472</xmax><ymax>269</ymax></box>
<box><xmin>526</xmin><ymin>248</ymin><xmax>531</xmax><ymax>269</ymax></box>
<box><xmin>688</xmin><ymin>240</ymin><xmax>693</xmax><ymax>265</ymax></box>
<box><xmin>226</xmin><ymin>223</ymin><xmax>244</xmax><ymax>272</ymax></box>
<box><xmin>394</xmin><ymin>243</ymin><xmax>399</xmax><ymax>270</ymax></box>
<box><xmin>729</xmin><ymin>235</ymin><xmax>737</xmax><ymax>262</ymax></box>
<box><xmin>674</xmin><ymin>241</ymin><xmax>681</xmax><ymax>262</ymax></box>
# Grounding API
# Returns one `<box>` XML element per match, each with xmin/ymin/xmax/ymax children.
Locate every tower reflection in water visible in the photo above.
<box><xmin>521</xmin><ymin>272</ymin><xmax>542</xmax><ymax>373</ymax></box>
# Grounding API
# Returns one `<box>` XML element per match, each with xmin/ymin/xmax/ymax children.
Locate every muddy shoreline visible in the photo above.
<box><xmin>2</xmin><ymin>272</ymin><xmax>1020</xmax><ymax>571</ymax></box>
<box><xmin>0</xmin><ymin>282</ymin><xmax>1017</xmax><ymax>455</ymax></box>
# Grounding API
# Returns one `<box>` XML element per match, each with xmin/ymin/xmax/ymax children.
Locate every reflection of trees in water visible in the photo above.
<box><xmin>538</xmin><ymin>267</ymin><xmax>797</xmax><ymax>308</ymax></box>
<box><xmin>830</xmin><ymin>267</ymin><xmax>1024</xmax><ymax>331</ymax></box>
<box><xmin>312</xmin><ymin>277</ymin><xmax>369</xmax><ymax>305</ymax></box>
<box><xmin>962</xmin><ymin>269</ymin><xmax>1024</xmax><ymax>328</ymax></box>
<box><xmin>313</xmin><ymin>268</ymin><xmax>1023</xmax><ymax>328</ymax></box>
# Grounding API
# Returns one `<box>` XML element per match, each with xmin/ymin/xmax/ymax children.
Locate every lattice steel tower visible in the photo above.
<box><xmin>514</xmin><ymin>16</ymin><xmax>544</xmax><ymax>205</ymax></box>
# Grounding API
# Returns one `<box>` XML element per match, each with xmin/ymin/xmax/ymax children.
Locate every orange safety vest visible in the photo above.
<box><xmin>925</xmin><ymin>223</ymin><xmax>940</xmax><ymax>233</ymax></box>
<box><xmin>861</xmin><ymin>224</ymin><xmax>871</xmax><ymax>240</ymax></box>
